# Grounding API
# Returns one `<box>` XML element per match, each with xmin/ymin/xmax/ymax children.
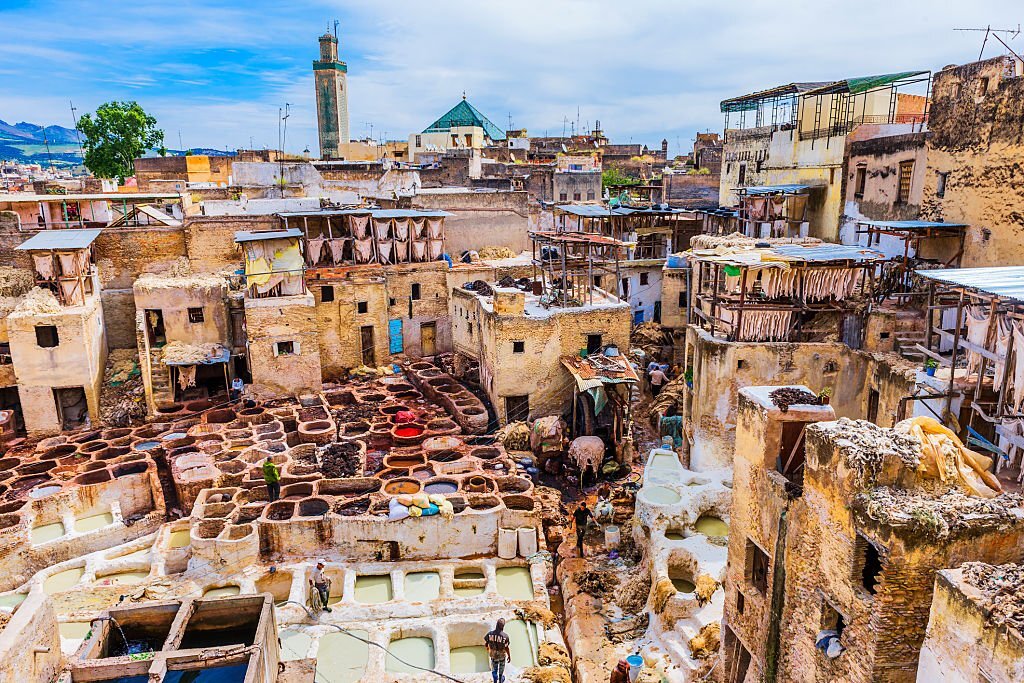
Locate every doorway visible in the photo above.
<box><xmin>54</xmin><ymin>387</ymin><xmax>88</xmax><ymax>430</ymax></box>
<box><xmin>360</xmin><ymin>326</ymin><xmax>376</xmax><ymax>367</ymax></box>
<box><xmin>420</xmin><ymin>322</ymin><xmax>437</xmax><ymax>357</ymax></box>
<box><xmin>867</xmin><ymin>389</ymin><xmax>880</xmax><ymax>424</ymax></box>
<box><xmin>145</xmin><ymin>309</ymin><xmax>166</xmax><ymax>347</ymax></box>
<box><xmin>0</xmin><ymin>386</ymin><xmax>25</xmax><ymax>436</ymax></box>
<box><xmin>505</xmin><ymin>395</ymin><xmax>530</xmax><ymax>423</ymax></box>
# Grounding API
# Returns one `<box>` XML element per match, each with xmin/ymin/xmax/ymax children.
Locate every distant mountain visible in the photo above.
<box><xmin>0</xmin><ymin>118</ymin><xmax>233</xmax><ymax>168</ymax></box>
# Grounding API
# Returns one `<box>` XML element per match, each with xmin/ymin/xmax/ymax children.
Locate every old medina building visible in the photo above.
<box><xmin>1</xmin><ymin>26</ymin><xmax>1024</xmax><ymax>683</ymax></box>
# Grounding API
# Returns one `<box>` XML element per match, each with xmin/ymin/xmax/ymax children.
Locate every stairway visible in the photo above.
<box><xmin>894</xmin><ymin>331</ymin><xmax>927</xmax><ymax>364</ymax></box>
<box><xmin>149</xmin><ymin>348</ymin><xmax>174</xmax><ymax>405</ymax></box>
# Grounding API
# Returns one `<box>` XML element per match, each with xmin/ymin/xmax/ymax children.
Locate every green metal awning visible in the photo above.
<box><xmin>803</xmin><ymin>71</ymin><xmax>929</xmax><ymax>96</ymax></box>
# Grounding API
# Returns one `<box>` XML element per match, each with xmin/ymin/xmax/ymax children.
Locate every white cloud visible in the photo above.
<box><xmin>0</xmin><ymin>0</ymin><xmax>1021</xmax><ymax>155</ymax></box>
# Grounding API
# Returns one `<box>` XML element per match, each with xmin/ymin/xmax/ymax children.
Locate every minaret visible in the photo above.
<box><xmin>313</xmin><ymin>29</ymin><xmax>349</xmax><ymax>159</ymax></box>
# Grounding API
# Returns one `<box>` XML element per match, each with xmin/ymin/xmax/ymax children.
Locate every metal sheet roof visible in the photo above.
<box><xmin>856</xmin><ymin>220</ymin><xmax>968</xmax><ymax>231</ymax></box>
<box><xmin>771</xmin><ymin>243</ymin><xmax>883</xmax><ymax>262</ymax></box>
<box><xmin>276</xmin><ymin>209</ymin><xmax>450</xmax><ymax>219</ymax></box>
<box><xmin>0</xmin><ymin>193</ymin><xmax>182</xmax><ymax>202</ymax></box>
<box><xmin>915</xmin><ymin>266</ymin><xmax>1024</xmax><ymax>303</ymax></box>
<box><xmin>15</xmin><ymin>229</ymin><xmax>102</xmax><ymax>250</ymax></box>
<box><xmin>721</xmin><ymin>81</ymin><xmax>835</xmax><ymax>112</ymax></box>
<box><xmin>234</xmin><ymin>228</ymin><xmax>302</xmax><ymax>243</ymax></box>
<box><xmin>554</xmin><ymin>204</ymin><xmax>687</xmax><ymax>218</ymax></box>
<box><xmin>803</xmin><ymin>70</ymin><xmax>929</xmax><ymax>96</ymax></box>
<box><xmin>739</xmin><ymin>184</ymin><xmax>813</xmax><ymax>195</ymax></box>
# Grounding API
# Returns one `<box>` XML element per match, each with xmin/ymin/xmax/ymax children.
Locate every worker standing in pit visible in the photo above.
<box><xmin>484</xmin><ymin>618</ymin><xmax>511</xmax><ymax>683</ymax></box>
<box><xmin>263</xmin><ymin>456</ymin><xmax>281</xmax><ymax>502</ymax></box>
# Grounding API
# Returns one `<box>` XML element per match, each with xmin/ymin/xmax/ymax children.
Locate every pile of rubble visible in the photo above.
<box><xmin>961</xmin><ymin>562</ymin><xmax>1024</xmax><ymax>632</ymax></box>
<box><xmin>99</xmin><ymin>349</ymin><xmax>146</xmax><ymax>426</ymax></box>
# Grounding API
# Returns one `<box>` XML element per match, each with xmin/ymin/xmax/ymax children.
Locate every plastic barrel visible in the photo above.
<box><xmin>498</xmin><ymin>527</ymin><xmax>518</xmax><ymax>559</ymax></box>
<box><xmin>604</xmin><ymin>525</ymin><xmax>621</xmax><ymax>549</ymax></box>
<box><xmin>517</xmin><ymin>527</ymin><xmax>538</xmax><ymax>557</ymax></box>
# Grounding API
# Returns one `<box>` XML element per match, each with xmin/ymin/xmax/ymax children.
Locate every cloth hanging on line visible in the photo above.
<box><xmin>993</xmin><ymin>316</ymin><xmax>1012</xmax><ymax>393</ymax></box>
<box><xmin>965</xmin><ymin>306</ymin><xmax>991</xmax><ymax>376</ymax></box>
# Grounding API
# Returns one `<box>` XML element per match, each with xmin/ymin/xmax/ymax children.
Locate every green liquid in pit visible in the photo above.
<box><xmin>75</xmin><ymin>512</ymin><xmax>114</xmax><ymax>533</ymax></box>
<box><xmin>496</xmin><ymin>566</ymin><xmax>533</xmax><ymax>600</ymax></box>
<box><xmin>316</xmin><ymin>630</ymin><xmax>368</xmax><ymax>683</ymax></box>
<box><xmin>354</xmin><ymin>575</ymin><xmax>392</xmax><ymax>604</ymax></box>
<box><xmin>385</xmin><ymin>637</ymin><xmax>434</xmax><ymax>673</ymax></box>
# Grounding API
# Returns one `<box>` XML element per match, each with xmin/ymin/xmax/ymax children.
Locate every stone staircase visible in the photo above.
<box><xmin>894</xmin><ymin>330</ymin><xmax>927</xmax><ymax>364</ymax></box>
<box><xmin>149</xmin><ymin>348</ymin><xmax>175</xmax><ymax>405</ymax></box>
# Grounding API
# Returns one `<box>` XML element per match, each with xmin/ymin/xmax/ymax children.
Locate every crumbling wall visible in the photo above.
<box><xmin>184</xmin><ymin>215</ymin><xmax>278</xmax><ymax>272</ymax></box>
<box><xmin>312</xmin><ymin>275</ymin><xmax>389</xmax><ymax>376</ymax></box>
<box><xmin>245</xmin><ymin>295</ymin><xmax>322</xmax><ymax>397</ymax></box>
<box><xmin>918</xmin><ymin>567</ymin><xmax>1024</xmax><ymax>682</ymax></box>
<box><xmin>686</xmin><ymin>327</ymin><xmax>917</xmax><ymax>470</ymax></box>
<box><xmin>411</xmin><ymin>191</ymin><xmax>531</xmax><ymax>255</ymax></box>
<box><xmin>921</xmin><ymin>57</ymin><xmax>1024</xmax><ymax>267</ymax></box>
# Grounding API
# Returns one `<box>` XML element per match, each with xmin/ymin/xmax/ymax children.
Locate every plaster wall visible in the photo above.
<box><xmin>411</xmin><ymin>191</ymin><xmax>530</xmax><ymax>255</ymax></box>
<box><xmin>921</xmin><ymin>57</ymin><xmax>1024</xmax><ymax>267</ymax></box>
<box><xmin>244</xmin><ymin>295</ymin><xmax>322</xmax><ymax>397</ymax></box>
<box><xmin>7</xmin><ymin>296</ymin><xmax>106</xmax><ymax>434</ymax></box>
<box><xmin>0</xmin><ymin>591</ymin><xmax>59</xmax><ymax>683</ymax></box>
<box><xmin>917</xmin><ymin>569</ymin><xmax>1024</xmax><ymax>683</ymax></box>
<box><xmin>685</xmin><ymin>326</ymin><xmax>916</xmax><ymax>471</ymax></box>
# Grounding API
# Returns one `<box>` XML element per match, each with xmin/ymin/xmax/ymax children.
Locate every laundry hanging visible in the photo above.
<box><xmin>965</xmin><ymin>306</ymin><xmax>991</xmax><ymax>376</ymax></box>
<box><xmin>993</xmin><ymin>316</ymin><xmax>1013</xmax><ymax>393</ymax></box>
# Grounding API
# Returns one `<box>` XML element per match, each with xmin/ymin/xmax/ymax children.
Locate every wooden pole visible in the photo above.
<box><xmin>944</xmin><ymin>291</ymin><xmax>966</xmax><ymax>427</ymax></box>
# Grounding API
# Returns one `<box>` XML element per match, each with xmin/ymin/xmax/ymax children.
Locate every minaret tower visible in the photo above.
<box><xmin>313</xmin><ymin>28</ymin><xmax>349</xmax><ymax>158</ymax></box>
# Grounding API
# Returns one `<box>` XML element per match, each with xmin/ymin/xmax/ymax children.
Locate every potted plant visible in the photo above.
<box><xmin>925</xmin><ymin>358</ymin><xmax>938</xmax><ymax>377</ymax></box>
<box><xmin>818</xmin><ymin>387</ymin><xmax>833</xmax><ymax>405</ymax></box>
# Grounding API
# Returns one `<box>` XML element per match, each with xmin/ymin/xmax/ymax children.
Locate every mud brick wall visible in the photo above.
<box><xmin>922</xmin><ymin>56</ymin><xmax>1024</xmax><ymax>267</ymax></box>
<box><xmin>185</xmin><ymin>215</ymin><xmax>279</xmax><ymax>273</ymax></box>
<box><xmin>245</xmin><ymin>295</ymin><xmax>322</xmax><ymax>397</ymax></box>
<box><xmin>312</xmin><ymin>275</ymin><xmax>389</xmax><ymax>376</ymax></box>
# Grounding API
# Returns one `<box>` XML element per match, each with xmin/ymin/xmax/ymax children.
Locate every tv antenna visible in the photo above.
<box><xmin>69</xmin><ymin>100</ymin><xmax>85</xmax><ymax>162</ymax></box>
<box><xmin>954</xmin><ymin>24</ymin><xmax>1022</xmax><ymax>61</ymax></box>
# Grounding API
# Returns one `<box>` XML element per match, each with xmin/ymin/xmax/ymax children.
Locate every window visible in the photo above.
<box><xmin>559</xmin><ymin>192</ymin><xmax>568</xmax><ymax>201</ymax></box>
<box><xmin>35</xmin><ymin>325</ymin><xmax>59</xmax><ymax>348</ymax></box>
<box><xmin>389</xmin><ymin>297</ymin><xmax>397</xmax><ymax>306</ymax></box>
<box><xmin>594</xmin><ymin>275</ymin><xmax>603</xmax><ymax>288</ymax></box>
<box><xmin>854</xmin><ymin>166</ymin><xmax>867</xmax><ymax>198</ymax></box>
<box><xmin>274</xmin><ymin>340</ymin><xmax>295</xmax><ymax>356</ymax></box>
<box><xmin>587</xmin><ymin>190</ymin><xmax>595</xmax><ymax>200</ymax></box>
<box><xmin>411</xmin><ymin>283</ymin><xmax>421</xmax><ymax>300</ymax></box>
<box><xmin>936</xmin><ymin>171</ymin><xmax>949</xmax><ymax>199</ymax></box>
<box><xmin>897</xmin><ymin>160</ymin><xmax>914</xmax><ymax>204</ymax></box>
<box><xmin>569</xmin><ymin>163</ymin><xmax>583</xmax><ymax>171</ymax></box>
<box><xmin>187</xmin><ymin>307</ymin><xmax>205</xmax><ymax>323</ymax></box>
<box><xmin>321</xmin><ymin>286</ymin><xmax>335</xmax><ymax>303</ymax></box>
<box><xmin>778</xmin><ymin>421</ymin><xmax>807</xmax><ymax>489</ymax></box>
<box><xmin>678</xmin><ymin>291</ymin><xmax>686</xmax><ymax>307</ymax></box>
<box><xmin>745</xmin><ymin>540</ymin><xmax>769</xmax><ymax>594</ymax></box>
<box><xmin>573</xmin><ymin>192</ymin><xmax>581</xmax><ymax>201</ymax></box>
<box><xmin>586</xmin><ymin>334</ymin><xmax>603</xmax><ymax>354</ymax></box>
<box><xmin>737</xmin><ymin>163</ymin><xmax>746</xmax><ymax>185</ymax></box>
<box><xmin>415</xmin><ymin>135</ymin><xmax>422</xmax><ymax>147</ymax></box>
<box><xmin>867</xmin><ymin>389</ymin><xmax>880</xmax><ymax>424</ymax></box>
<box><xmin>736</xmin><ymin>590</ymin><xmax>745</xmax><ymax>615</ymax></box>
<box><xmin>621</xmin><ymin>278</ymin><xmax>630</xmax><ymax>296</ymax></box>
<box><xmin>512</xmin><ymin>341</ymin><xmax>525</xmax><ymax>353</ymax></box>
<box><xmin>468</xmin><ymin>323</ymin><xmax>473</xmax><ymax>336</ymax></box>
<box><xmin>737</xmin><ymin>360</ymin><xmax>747</xmax><ymax>370</ymax></box>
<box><xmin>357</xmin><ymin>301</ymin><xmax>368</xmax><ymax>314</ymax></box>
<box><xmin>854</xmin><ymin>534</ymin><xmax>883</xmax><ymax>595</ymax></box>
<box><xmin>821</xmin><ymin>599</ymin><xmax>846</xmax><ymax>638</ymax></box>
<box><xmin>639</xmin><ymin>272</ymin><xmax>649</xmax><ymax>286</ymax></box>
<box><xmin>506</xmin><ymin>395</ymin><xmax>530</xmax><ymax>422</ymax></box>
<box><xmin>977</xmin><ymin>77</ymin><xmax>989</xmax><ymax>97</ymax></box>
<box><xmin>755</xmin><ymin>159</ymin><xmax>763</xmax><ymax>174</ymax></box>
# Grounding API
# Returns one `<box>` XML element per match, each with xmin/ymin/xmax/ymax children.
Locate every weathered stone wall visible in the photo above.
<box><xmin>410</xmin><ymin>191</ymin><xmax>531</xmax><ymax>255</ymax></box>
<box><xmin>244</xmin><ymin>295</ymin><xmax>322</xmax><ymax>398</ymax></box>
<box><xmin>7</xmin><ymin>295</ymin><xmax>107</xmax><ymax>434</ymax></box>
<box><xmin>921</xmin><ymin>56</ymin><xmax>1024</xmax><ymax>267</ymax></box>
<box><xmin>311</xmin><ymin>273</ymin><xmax>390</xmax><ymax>376</ymax></box>
<box><xmin>185</xmin><ymin>215</ymin><xmax>278</xmax><ymax>273</ymax></box>
<box><xmin>552</xmin><ymin>172</ymin><xmax>601</xmax><ymax>202</ymax></box>
<box><xmin>917</xmin><ymin>568</ymin><xmax>1024</xmax><ymax>682</ymax></box>
<box><xmin>686</xmin><ymin>326</ymin><xmax>917</xmax><ymax>470</ymax></box>
<box><xmin>662</xmin><ymin>172</ymin><xmax>720</xmax><ymax>209</ymax></box>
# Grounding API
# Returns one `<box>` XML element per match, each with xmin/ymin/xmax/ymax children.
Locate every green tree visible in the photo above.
<box><xmin>77</xmin><ymin>101</ymin><xmax>163</xmax><ymax>182</ymax></box>
<box><xmin>601</xmin><ymin>166</ymin><xmax>639</xmax><ymax>189</ymax></box>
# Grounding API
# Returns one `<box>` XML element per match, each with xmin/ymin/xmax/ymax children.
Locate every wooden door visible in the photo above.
<box><xmin>421</xmin><ymin>322</ymin><xmax>437</xmax><ymax>356</ymax></box>
<box><xmin>360</xmin><ymin>326</ymin><xmax>375</xmax><ymax>367</ymax></box>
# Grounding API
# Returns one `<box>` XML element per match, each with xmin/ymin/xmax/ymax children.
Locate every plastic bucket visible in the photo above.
<box><xmin>626</xmin><ymin>654</ymin><xmax>644</xmax><ymax>682</ymax></box>
<box><xmin>604</xmin><ymin>525</ymin><xmax>621</xmax><ymax>549</ymax></box>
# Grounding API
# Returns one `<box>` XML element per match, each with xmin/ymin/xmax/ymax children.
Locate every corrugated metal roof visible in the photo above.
<box><xmin>554</xmin><ymin>204</ymin><xmax>687</xmax><ymax>218</ymax></box>
<box><xmin>691</xmin><ymin>243</ymin><xmax>884</xmax><ymax>266</ymax></box>
<box><xmin>15</xmin><ymin>229</ymin><xmax>102</xmax><ymax>250</ymax></box>
<box><xmin>856</xmin><ymin>220</ymin><xmax>968</xmax><ymax>231</ymax></box>
<box><xmin>234</xmin><ymin>228</ymin><xmax>302</xmax><ymax>243</ymax></box>
<box><xmin>739</xmin><ymin>184</ymin><xmax>813</xmax><ymax>195</ymax></box>
<box><xmin>276</xmin><ymin>209</ymin><xmax>450</xmax><ymax>219</ymax></box>
<box><xmin>721</xmin><ymin>81</ymin><xmax>835</xmax><ymax>112</ymax></box>
<box><xmin>803</xmin><ymin>70</ymin><xmax>929</xmax><ymax>96</ymax></box>
<box><xmin>915</xmin><ymin>266</ymin><xmax>1024</xmax><ymax>303</ymax></box>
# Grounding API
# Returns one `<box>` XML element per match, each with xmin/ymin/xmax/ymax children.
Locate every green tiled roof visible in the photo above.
<box><xmin>423</xmin><ymin>99</ymin><xmax>505</xmax><ymax>140</ymax></box>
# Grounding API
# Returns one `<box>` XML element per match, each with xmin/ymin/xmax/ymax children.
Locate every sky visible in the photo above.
<box><xmin>0</xmin><ymin>0</ymin><xmax>1021</xmax><ymax>157</ymax></box>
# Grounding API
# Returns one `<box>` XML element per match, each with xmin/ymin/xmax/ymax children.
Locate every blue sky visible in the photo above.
<box><xmin>0</xmin><ymin>0</ymin><xmax>1020</xmax><ymax>157</ymax></box>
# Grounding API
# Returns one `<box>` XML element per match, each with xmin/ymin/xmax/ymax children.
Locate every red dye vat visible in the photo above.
<box><xmin>395</xmin><ymin>426</ymin><xmax>424</xmax><ymax>438</ymax></box>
